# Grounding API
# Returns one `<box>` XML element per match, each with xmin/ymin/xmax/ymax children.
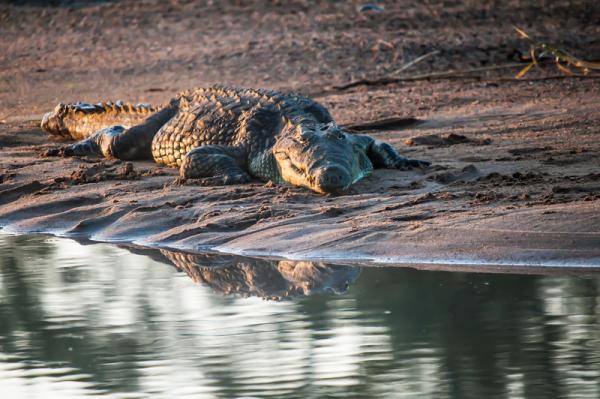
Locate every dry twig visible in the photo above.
<box><xmin>389</xmin><ymin>50</ymin><xmax>440</xmax><ymax>76</ymax></box>
<box><xmin>514</xmin><ymin>27</ymin><xmax>600</xmax><ymax>78</ymax></box>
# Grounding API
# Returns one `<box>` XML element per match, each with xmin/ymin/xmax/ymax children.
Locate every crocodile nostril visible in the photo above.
<box><xmin>317</xmin><ymin>165</ymin><xmax>351</xmax><ymax>193</ymax></box>
<box><xmin>323</xmin><ymin>172</ymin><xmax>339</xmax><ymax>184</ymax></box>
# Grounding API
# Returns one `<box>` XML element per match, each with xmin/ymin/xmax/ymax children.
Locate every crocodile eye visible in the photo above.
<box><xmin>331</xmin><ymin>131</ymin><xmax>345</xmax><ymax>140</ymax></box>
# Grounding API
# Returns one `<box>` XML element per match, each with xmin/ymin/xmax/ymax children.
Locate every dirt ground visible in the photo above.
<box><xmin>1</xmin><ymin>0</ymin><xmax>599</xmax><ymax>268</ymax></box>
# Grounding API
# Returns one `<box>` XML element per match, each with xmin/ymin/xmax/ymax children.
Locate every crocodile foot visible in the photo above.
<box><xmin>63</xmin><ymin>139</ymin><xmax>102</xmax><ymax>157</ymax></box>
<box><xmin>178</xmin><ymin>144</ymin><xmax>254</xmax><ymax>185</ymax></box>
<box><xmin>62</xmin><ymin>125</ymin><xmax>128</xmax><ymax>158</ymax></box>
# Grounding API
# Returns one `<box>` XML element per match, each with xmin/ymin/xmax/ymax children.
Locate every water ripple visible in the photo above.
<box><xmin>2</xmin><ymin>234</ymin><xmax>600</xmax><ymax>398</ymax></box>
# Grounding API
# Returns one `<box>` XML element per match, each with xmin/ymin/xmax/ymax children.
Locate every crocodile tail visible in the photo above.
<box><xmin>41</xmin><ymin>101</ymin><xmax>160</xmax><ymax>140</ymax></box>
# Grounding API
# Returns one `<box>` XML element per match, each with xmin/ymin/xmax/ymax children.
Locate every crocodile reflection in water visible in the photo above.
<box><xmin>153</xmin><ymin>249</ymin><xmax>361</xmax><ymax>300</ymax></box>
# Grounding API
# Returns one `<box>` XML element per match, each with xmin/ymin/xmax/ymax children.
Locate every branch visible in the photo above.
<box><xmin>329</xmin><ymin>65</ymin><xmax>600</xmax><ymax>92</ymax></box>
<box><xmin>331</xmin><ymin>63</ymin><xmax>529</xmax><ymax>91</ymax></box>
<box><xmin>389</xmin><ymin>50</ymin><xmax>440</xmax><ymax>76</ymax></box>
<box><xmin>342</xmin><ymin>117</ymin><xmax>423</xmax><ymax>132</ymax></box>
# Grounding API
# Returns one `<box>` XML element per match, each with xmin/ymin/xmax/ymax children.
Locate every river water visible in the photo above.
<box><xmin>1</xmin><ymin>234</ymin><xmax>600</xmax><ymax>398</ymax></box>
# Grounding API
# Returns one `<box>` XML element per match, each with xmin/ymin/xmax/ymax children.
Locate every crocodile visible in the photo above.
<box><xmin>41</xmin><ymin>86</ymin><xmax>429</xmax><ymax>194</ymax></box>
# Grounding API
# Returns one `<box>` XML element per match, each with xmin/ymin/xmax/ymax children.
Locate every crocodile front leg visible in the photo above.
<box><xmin>179</xmin><ymin>145</ymin><xmax>252</xmax><ymax>185</ymax></box>
<box><xmin>353</xmin><ymin>134</ymin><xmax>430</xmax><ymax>169</ymax></box>
<box><xmin>369</xmin><ymin>139</ymin><xmax>430</xmax><ymax>169</ymax></box>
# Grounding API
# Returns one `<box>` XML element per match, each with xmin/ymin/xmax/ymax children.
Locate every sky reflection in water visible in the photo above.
<box><xmin>1</xmin><ymin>234</ymin><xmax>600</xmax><ymax>398</ymax></box>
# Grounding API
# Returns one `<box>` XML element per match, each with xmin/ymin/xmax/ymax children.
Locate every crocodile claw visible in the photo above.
<box><xmin>63</xmin><ymin>140</ymin><xmax>102</xmax><ymax>157</ymax></box>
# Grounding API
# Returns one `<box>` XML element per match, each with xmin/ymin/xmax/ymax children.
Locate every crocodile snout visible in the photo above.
<box><xmin>315</xmin><ymin>165</ymin><xmax>351</xmax><ymax>193</ymax></box>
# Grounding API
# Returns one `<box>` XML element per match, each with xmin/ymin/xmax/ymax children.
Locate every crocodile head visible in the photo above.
<box><xmin>273</xmin><ymin>122</ymin><xmax>373</xmax><ymax>194</ymax></box>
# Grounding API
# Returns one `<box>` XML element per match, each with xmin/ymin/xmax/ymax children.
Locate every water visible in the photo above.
<box><xmin>1</xmin><ymin>234</ymin><xmax>600</xmax><ymax>399</ymax></box>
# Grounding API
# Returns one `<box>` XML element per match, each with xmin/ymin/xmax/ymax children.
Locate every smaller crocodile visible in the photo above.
<box><xmin>41</xmin><ymin>86</ymin><xmax>429</xmax><ymax>194</ymax></box>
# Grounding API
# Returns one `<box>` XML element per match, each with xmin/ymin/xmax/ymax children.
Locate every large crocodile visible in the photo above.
<box><xmin>41</xmin><ymin>86</ymin><xmax>429</xmax><ymax>194</ymax></box>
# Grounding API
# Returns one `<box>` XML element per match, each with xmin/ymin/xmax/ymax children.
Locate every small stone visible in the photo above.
<box><xmin>121</xmin><ymin>162</ymin><xmax>134</xmax><ymax>175</ymax></box>
<box><xmin>358</xmin><ymin>3</ymin><xmax>385</xmax><ymax>12</ymax></box>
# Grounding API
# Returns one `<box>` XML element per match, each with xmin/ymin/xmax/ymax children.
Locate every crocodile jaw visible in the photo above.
<box><xmin>274</xmin><ymin>150</ymin><xmax>372</xmax><ymax>194</ymax></box>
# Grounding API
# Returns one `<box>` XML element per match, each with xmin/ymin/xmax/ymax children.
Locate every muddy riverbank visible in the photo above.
<box><xmin>1</xmin><ymin>0</ymin><xmax>599</xmax><ymax>267</ymax></box>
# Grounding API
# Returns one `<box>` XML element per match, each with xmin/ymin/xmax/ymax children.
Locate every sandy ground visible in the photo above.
<box><xmin>1</xmin><ymin>0</ymin><xmax>599</xmax><ymax>268</ymax></box>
